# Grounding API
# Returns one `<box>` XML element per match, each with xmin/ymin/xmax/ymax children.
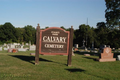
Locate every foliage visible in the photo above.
<box><xmin>15</xmin><ymin>28</ymin><xmax>25</xmax><ymax>43</ymax></box>
<box><xmin>0</xmin><ymin>23</ymin><xmax>36</xmax><ymax>45</ymax></box>
<box><xmin>23</xmin><ymin>25</ymin><xmax>36</xmax><ymax>44</ymax></box>
<box><xmin>0</xmin><ymin>22</ymin><xmax>17</xmax><ymax>43</ymax></box>
<box><xmin>105</xmin><ymin>0</ymin><xmax>120</xmax><ymax>29</ymax></box>
<box><xmin>73</xmin><ymin>24</ymin><xmax>97</xmax><ymax>48</ymax></box>
<box><xmin>1</xmin><ymin>22</ymin><xmax>120</xmax><ymax>48</ymax></box>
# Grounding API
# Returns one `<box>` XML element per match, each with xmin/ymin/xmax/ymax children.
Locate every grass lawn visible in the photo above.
<box><xmin>0</xmin><ymin>50</ymin><xmax>120</xmax><ymax>80</ymax></box>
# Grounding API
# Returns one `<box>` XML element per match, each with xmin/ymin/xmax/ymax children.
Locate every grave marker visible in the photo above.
<box><xmin>0</xmin><ymin>47</ymin><xmax>2</xmax><ymax>51</ymax></box>
<box><xmin>18</xmin><ymin>45</ymin><xmax>27</xmax><ymax>51</ymax></box>
<box><xmin>98</xmin><ymin>47</ymin><xmax>116</xmax><ymax>62</ymax></box>
<box><xmin>117</xmin><ymin>55</ymin><xmax>120</xmax><ymax>60</ymax></box>
<box><xmin>29</xmin><ymin>45</ymin><xmax>36</xmax><ymax>51</ymax></box>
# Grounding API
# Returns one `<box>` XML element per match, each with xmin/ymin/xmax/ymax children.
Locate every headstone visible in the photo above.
<box><xmin>4</xmin><ymin>45</ymin><xmax>9</xmax><ymax>50</ymax></box>
<box><xmin>94</xmin><ymin>51</ymin><xmax>98</xmax><ymax>53</ymax></box>
<box><xmin>74</xmin><ymin>48</ymin><xmax>78</xmax><ymax>51</ymax></box>
<box><xmin>13</xmin><ymin>43</ymin><xmax>17</xmax><ymax>45</ymax></box>
<box><xmin>26</xmin><ymin>43</ymin><xmax>28</xmax><ymax>45</ymax></box>
<box><xmin>0</xmin><ymin>47</ymin><xmax>2</xmax><ymax>51</ymax></box>
<box><xmin>74</xmin><ymin>44</ymin><xmax>78</xmax><ymax>48</ymax></box>
<box><xmin>117</xmin><ymin>55</ymin><xmax>120</xmax><ymax>60</ymax></box>
<box><xmin>21</xmin><ymin>45</ymin><xmax>23</xmax><ymax>48</ymax></box>
<box><xmin>98</xmin><ymin>47</ymin><xmax>116</xmax><ymax>62</ymax></box>
<box><xmin>12</xmin><ymin>49</ymin><xmax>17</xmax><ymax>53</ymax></box>
<box><xmin>94</xmin><ymin>48</ymin><xmax>98</xmax><ymax>50</ymax></box>
<box><xmin>118</xmin><ymin>51</ymin><xmax>120</xmax><ymax>52</ymax></box>
<box><xmin>29</xmin><ymin>45</ymin><xmax>36</xmax><ymax>51</ymax></box>
<box><xmin>29</xmin><ymin>41</ymin><xmax>31</xmax><ymax>46</ymax></box>
<box><xmin>4</xmin><ymin>43</ymin><xmax>7</xmax><ymax>46</ymax></box>
<box><xmin>8</xmin><ymin>48</ymin><xmax>18</xmax><ymax>53</ymax></box>
<box><xmin>8</xmin><ymin>48</ymin><xmax>13</xmax><ymax>52</ymax></box>
<box><xmin>85</xmin><ymin>47</ymin><xmax>87</xmax><ymax>51</ymax></box>
<box><xmin>18</xmin><ymin>48</ymin><xmax>27</xmax><ymax>51</ymax></box>
<box><xmin>17</xmin><ymin>43</ymin><xmax>20</xmax><ymax>45</ymax></box>
<box><xmin>30</xmin><ymin>53</ymin><xmax>35</xmax><ymax>55</ymax></box>
<box><xmin>18</xmin><ymin>45</ymin><xmax>27</xmax><ymax>51</ymax></box>
<box><xmin>84</xmin><ymin>54</ymin><xmax>90</xmax><ymax>56</ymax></box>
<box><xmin>112</xmin><ymin>48</ymin><xmax>115</xmax><ymax>51</ymax></box>
<box><xmin>72</xmin><ymin>48</ymin><xmax>75</xmax><ymax>56</ymax></box>
<box><xmin>10</xmin><ymin>44</ymin><xmax>15</xmax><ymax>48</ymax></box>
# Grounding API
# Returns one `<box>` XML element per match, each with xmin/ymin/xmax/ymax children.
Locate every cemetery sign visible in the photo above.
<box><xmin>39</xmin><ymin>27</ymin><xmax>69</xmax><ymax>55</ymax></box>
<box><xmin>35</xmin><ymin>24</ymin><xmax>73</xmax><ymax>66</ymax></box>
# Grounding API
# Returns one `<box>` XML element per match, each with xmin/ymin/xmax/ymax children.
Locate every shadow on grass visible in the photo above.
<box><xmin>9</xmin><ymin>55</ymin><xmax>67</xmax><ymax>66</ymax></box>
<box><xmin>66</xmin><ymin>68</ymin><xmax>108</xmax><ymax>79</ymax></box>
<box><xmin>9</xmin><ymin>55</ymin><xmax>53</xmax><ymax>64</ymax></box>
<box><xmin>83</xmin><ymin>57</ymin><xmax>97</xmax><ymax>61</ymax></box>
<box><xmin>65</xmin><ymin>68</ymin><xmax>85</xmax><ymax>72</ymax></box>
<box><xmin>74</xmin><ymin>51</ymin><xmax>85</xmax><ymax>55</ymax></box>
<box><xmin>74</xmin><ymin>51</ymin><xmax>97</xmax><ymax>56</ymax></box>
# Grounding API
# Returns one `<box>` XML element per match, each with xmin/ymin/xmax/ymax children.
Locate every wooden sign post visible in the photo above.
<box><xmin>35</xmin><ymin>24</ymin><xmax>40</xmax><ymax>65</ymax></box>
<box><xmin>67</xmin><ymin>26</ymin><xmax>74</xmax><ymax>66</ymax></box>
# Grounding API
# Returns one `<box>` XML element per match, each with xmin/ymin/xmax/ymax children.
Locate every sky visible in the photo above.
<box><xmin>0</xmin><ymin>0</ymin><xmax>106</xmax><ymax>29</ymax></box>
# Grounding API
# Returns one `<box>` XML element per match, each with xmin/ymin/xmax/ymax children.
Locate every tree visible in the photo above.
<box><xmin>105</xmin><ymin>0</ymin><xmax>120</xmax><ymax>29</ymax></box>
<box><xmin>23</xmin><ymin>25</ymin><xmax>36</xmax><ymax>44</ymax></box>
<box><xmin>94</xmin><ymin>22</ymin><xmax>110</xmax><ymax>47</ymax></box>
<box><xmin>97</xmin><ymin>22</ymin><xmax>106</xmax><ymax>29</ymax></box>
<box><xmin>60</xmin><ymin>26</ymin><xmax>66</xmax><ymax>30</ymax></box>
<box><xmin>15</xmin><ymin>28</ymin><xmax>25</xmax><ymax>43</ymax></box>
<box><xmin>108</xmin><ymin>29</ymin><xmax>120</xmax><ymax>48</ymax></box>
<box><xmin>0</xmin><ymin>22</ymin><xmax>17</xmax><ymax>43</ymax></box>
<box><xmin>45</xmin><ymin>26</ymin><xmax>49</xmax><ymax>29</ymax></box>
<box><xmin>76</xmin><ymin>24</ymin><xmax>95</xmax><ymax>47</ymax></box>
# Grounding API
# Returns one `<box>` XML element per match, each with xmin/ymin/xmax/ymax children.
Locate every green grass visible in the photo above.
<box><xmin>0</xmin><ymin>51</ymin><xmax>120</xmax><ymax>80</ymax></box>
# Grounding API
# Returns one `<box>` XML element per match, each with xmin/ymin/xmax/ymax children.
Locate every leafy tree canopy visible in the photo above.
<box><xmin>105</xmin><ymin>0</ymin><xmax>120</xmax><ymax>29</ymax></box>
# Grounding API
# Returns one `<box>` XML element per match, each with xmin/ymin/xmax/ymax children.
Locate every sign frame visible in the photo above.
<box><xmin>39</xmin><ymin>27</ymin><xmax>70</xmax><ymax>55</ymax></box>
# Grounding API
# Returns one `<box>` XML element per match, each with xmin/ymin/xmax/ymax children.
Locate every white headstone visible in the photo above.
<box><xmin>74</xmin><ymin>44</ymin><xmax>78</xmax><ymax>48</ymax></box>
<box><xmin>118</xmin><ymin>55</ymin><xmax>120</xmax><ymax>60</ymax></box>
<box><xmin>18</xmin><ymin>48</ymin><xmax>27</xmax><ymax>51</ymax></box>
<box><xmin>13</xmin><ymin>43</ymin><xmax>17</xmax><ymax>45</ymax></box>
<box><xmin>21</xmin><ymin>45</ymin><xmax>23</xmax><ymax>48</ymax></box>
<box><xmin>29</xmin><ymin>45</ymin><xmax>36</xmax><ymax>51</ymax></box>
<box><xmin>26</xmin><ymin>43</ymin><xmax>28</xmax><ymax>45</ymax></box>
<box><xmin>18</xmin><ymin>45</ymin><xmax>27</xmax><ymax>51</ymax></box>
<box><xmin>4</xmin><ymin>43</ymin><xmax>7</xmax><ymax>46</ymax></box>
<box><xmin>4</xmin><ymin>47</ymin><xmax>9</xmax><ymax>50</ymax></box>
<box><xmin>0</xmin><ymin>47</ymin><xmax>2</xmax><ymax>51</ymax></box>
<box><xmin>10</xmin><ymin>44</ymin><xmax>15</xmax><ymax>48</ymax></box>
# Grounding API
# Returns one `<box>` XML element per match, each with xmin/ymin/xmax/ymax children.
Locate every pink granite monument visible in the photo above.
<box><xmin>98</xmin><ymin>47</ymin><xmax>116</xmax><ymax>62</ymax></box>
